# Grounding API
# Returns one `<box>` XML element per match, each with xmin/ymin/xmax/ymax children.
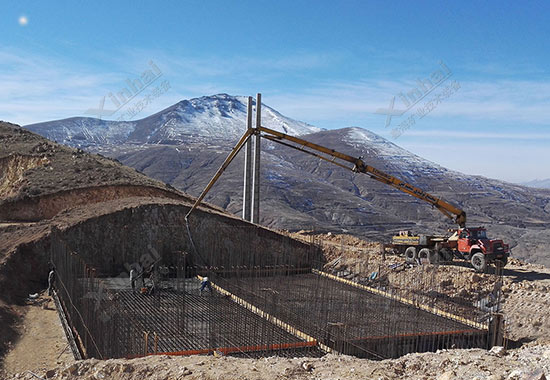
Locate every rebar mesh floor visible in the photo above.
<box><xmin>98</xmin><ymin>274</ymin><xmax>487</xmax><ymax>359</ymax></box>
<box><xmin>214</xmin><ymin>273</ymin><xmax>487</xmax><ymax>357</ymax></box>
<box><xmin>102</xmin><ymin>278</ymin><xmax>321</xmax><ymax>358</ymax></box>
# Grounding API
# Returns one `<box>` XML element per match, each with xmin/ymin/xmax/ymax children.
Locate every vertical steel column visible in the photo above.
<box><xmin>242</xmin><ymin>96</ymin><xmax>253</xmax><ymax>221</ymax></box>
<box><xmin>251</xmin><ymin>93</ymin><xmax>261</xmax><ymax>224</ymax></box>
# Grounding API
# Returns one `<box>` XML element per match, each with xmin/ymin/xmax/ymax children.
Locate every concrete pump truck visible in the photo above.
<box><xmin>186</xmin><ymin>125</ymin><xmax>509</xmax><ymax>273</ymax></box>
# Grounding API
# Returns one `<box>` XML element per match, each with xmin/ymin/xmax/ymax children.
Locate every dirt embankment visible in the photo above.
<box><xmin>0</xmin><ymin>154</ymin><xmax>49</xmax><ymax>199</ymax></box>
<box><xmin>0</xmin><ymin>184</ymin><xmax>191</xmax><ymax>221</ymax></box>
<box><xmin>5</xmin><ymin>345</ymin><xmax>550</xmax><ymax>380</ymax></box>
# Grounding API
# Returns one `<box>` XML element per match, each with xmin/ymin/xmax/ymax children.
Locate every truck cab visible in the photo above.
<box><xmin>456</xmin><ymin>227</ymin><xmax>509</xmax><ymax>271</ymax></box>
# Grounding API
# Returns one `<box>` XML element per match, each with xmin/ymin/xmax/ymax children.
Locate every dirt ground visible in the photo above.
<box><xmin>1</xmin><ymin>293</ymin><xmax>74</xmax><ymax>377</ymax></box>
<box><xmin>5</xmin><ymin>344</ymin><xmax>550</xmax><ymax>380</ymax></box>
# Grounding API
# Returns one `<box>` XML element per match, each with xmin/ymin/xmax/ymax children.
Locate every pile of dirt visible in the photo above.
<box><xmin>290</xmin><ymin>231</ymin><xmax>383</xmax><ymax>262</ymax></box>
<box><xmin>5</xmin><ymin>344</ymin><xmax>550</xmax><ymax>380</ymax></box>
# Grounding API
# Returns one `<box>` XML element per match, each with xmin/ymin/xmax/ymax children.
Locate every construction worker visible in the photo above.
<box><xmin>147</xmin><ymin>271</ymin><xmax>156</xmax><ymax>295</ymax></box>
<box><xmin>200</xmin><ymin>277</ymin><xmax>212</xmax><ymax>293</ymax></box>
<box><xmin>48</xmin><ymin>267</ymin><xmax>55</xmax><ymax>296</ymax></box>
<box><xmin>130</xmin><ymin>268</ymin><xmax>137</xmax><ymax>292</ymax></box>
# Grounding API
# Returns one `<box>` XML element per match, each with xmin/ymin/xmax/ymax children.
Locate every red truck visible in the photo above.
<box><xmin>393</xmin><ymin>227</ymin><xmax>509</xmax><ymax>271</ymax></box>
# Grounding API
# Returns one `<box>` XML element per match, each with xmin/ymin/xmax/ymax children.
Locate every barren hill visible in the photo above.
<box><xmin>0</xmin><ymin>121</ymin><xmax>194</xmax><ymax>222</ymax></box>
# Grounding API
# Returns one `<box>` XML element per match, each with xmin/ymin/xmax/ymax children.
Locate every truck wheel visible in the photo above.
<box><xmin>405</xmin><ymin>247</ymin><xmax>417</xmax><ymax>264</ymax></box>
<box><xmin>418</xmin><ymin>248</ymin><xmax>430</xmax><ymax>264</ymax></box>
<box><xmin>471</xmin><ymin>252</ymin><xmax>487</xmax><ymax>272</ymax></box>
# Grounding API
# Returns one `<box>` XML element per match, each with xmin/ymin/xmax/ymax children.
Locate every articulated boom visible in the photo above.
<box><xmin>187</xmin><ymin>124</ymin><xmax>466</xmax><ymax>229</ymax></box>
<box><xmin>258</xmin><ymin>126</ymin><xmax>466</xmax><ymax>227</ymax></box>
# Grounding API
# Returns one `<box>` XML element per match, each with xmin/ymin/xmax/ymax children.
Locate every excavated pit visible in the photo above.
<box><xmin>43</xmin><ymin>201</ymin><xmax>497</xmax><ymax>360</ymax></box>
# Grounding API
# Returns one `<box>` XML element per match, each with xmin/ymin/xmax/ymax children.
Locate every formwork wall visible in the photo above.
<box><xmin>55</xmin><ymin>203</ymin><xmax>321</xmax><ymax>275</ymax></box>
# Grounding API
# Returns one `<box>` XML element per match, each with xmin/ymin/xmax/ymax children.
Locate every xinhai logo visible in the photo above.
<box><xmin>85</xmin><ymin>61</ymin><xmax>162</xmax><ymax>119</ymax></box>
<box><xmin>375</xmin><ymin>61</ymin><xmax>452</xmax><ymax>128</ymax></box>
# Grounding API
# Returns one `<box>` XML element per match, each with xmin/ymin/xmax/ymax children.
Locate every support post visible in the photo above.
<box><xmin>251</xmin><ymin>93</ymin><xmax>261</xmax><ymax>224</ymax></box>
<box><xmin>242</xmin><ymin>97</ymin><xmax>253</xmax><ymax>221</ymax></box>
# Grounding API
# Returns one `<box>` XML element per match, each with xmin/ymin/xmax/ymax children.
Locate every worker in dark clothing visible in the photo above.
<box><xmin>130</xmin><ymin>268</ymin><xmax>137</xmax><ymax>292</ymax></box>
<box><xmin>200</xmin><ymin>277</ymin><xmax>212</xmax><ymax>293</ymax></box>
<box><xmin>48</xmin><ymin>268</ymin><xmax>56</xmax><ymax>296</ymax></box>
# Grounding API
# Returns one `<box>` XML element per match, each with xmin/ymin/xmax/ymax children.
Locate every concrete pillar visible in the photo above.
<box><xmin>242</xmin><ymin>97</ymin><xmax>253</xmax><ymax>221</ymax></box>
<box><xmin>251</xmin><ymin>93</ymin><xmax>261</xmax><ymax>224</ymax></box>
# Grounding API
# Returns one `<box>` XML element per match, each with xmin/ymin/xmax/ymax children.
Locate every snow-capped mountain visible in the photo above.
<box><xmin>25</xmin><ymin>94</ymin><xmax>321</xmax><ymax>147</ymax></box>
<box><xmin>23</xmin><ymin>94</ymin><xmax>550</xmax><ymax>266</ymax></box>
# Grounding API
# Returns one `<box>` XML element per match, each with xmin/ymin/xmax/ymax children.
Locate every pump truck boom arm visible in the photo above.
<box><xmin>257</xmin><ymin>126</ymin><xmax>466</xmax><ymax>227</ymax></box>
<box><xmin>186</xmin><ymin>125</ymin><xmax>466</xmax><ymax>228</ymax></box>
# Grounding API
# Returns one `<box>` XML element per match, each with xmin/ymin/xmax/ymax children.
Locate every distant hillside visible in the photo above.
<box><xmin>522</xmin><ymin>178</ymin><xmax>550</xmax><ymax>189</ymax></box>
<box><xmin>24</xmin><ymin>94</ymin><xmax>550</xmax><ymax>266</ymax></box>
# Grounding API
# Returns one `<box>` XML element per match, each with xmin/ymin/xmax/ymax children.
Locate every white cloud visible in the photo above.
<box><xmin>1</xmin><ymin>46</ymin><xmax>549</xmax><ymax>135</ymax></box>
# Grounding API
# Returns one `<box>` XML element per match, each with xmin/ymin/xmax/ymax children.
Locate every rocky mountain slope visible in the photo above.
<box><xmin>25</xmin><ymin>95</ymin><xmax>550</xmax><ymax>266</ymax></box>
<box><xmin>26</xmin><ymin>94</ymin><xmax>321</xmax><ymax>148</ymax></box>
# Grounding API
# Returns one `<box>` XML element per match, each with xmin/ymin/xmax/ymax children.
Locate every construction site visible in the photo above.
<box><xmin>2</xmin><ymin>94</ymin><xmax>550</xmax><ymax>379</ymax></box>
<box><xmin>33</xmin><ymin>95</ymin><xmax>505</xmax><ymax>363</ymax></box>
<box><xmin>49</xmin><ymin>216</ymin><xmax>501</xmax><ymax>361</ymax></box>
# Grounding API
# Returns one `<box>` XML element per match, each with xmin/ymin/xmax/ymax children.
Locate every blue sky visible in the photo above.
<box><xmin>2</xmin><ymin>1</ymin><xmax>549</xmax><ymax>183</ymax></box>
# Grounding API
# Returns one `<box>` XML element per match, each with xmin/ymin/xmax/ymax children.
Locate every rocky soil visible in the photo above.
<box><xmin>4</xmin><ymin>345</ymin><xmax>550</xmax><ymax>380</ymax></box>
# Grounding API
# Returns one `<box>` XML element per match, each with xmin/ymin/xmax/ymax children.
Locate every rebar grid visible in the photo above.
<box><xmin>210</xmin><ymin>267</ymin><xmax>490</xmax><ymax>359</ymax></box>
<box><xmin>51</xmin><ymin>235</ymin><xmax>321</xmax><ymax>359</ymax></box>
<box><xmin>50</xmin><ymin>222</ymin><xmax>502</xmax><ymax>360</ymax></box>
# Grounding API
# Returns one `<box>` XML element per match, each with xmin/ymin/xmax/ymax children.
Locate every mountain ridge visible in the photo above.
<box><xmin>522</xmin><ymin>178</ymin><xmax>550</xmax><ymax>189</ymax></box>
<box><xmin>24</xmin><ymin>94</ymin><xmax>550</xmax><ymax>266</ymax></box>
<box><xmin>26</xmin><ymin>94</ymin><xmax>322</xmax><ymax>147</ymax></box>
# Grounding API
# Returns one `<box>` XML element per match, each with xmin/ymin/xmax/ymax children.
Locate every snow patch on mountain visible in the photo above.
<box><xmin>25</xmin><ymin>117</ymin><xmax>136</xmax><ymax>147</ymax></box>
<box><xmin>26</xmin><ymin>94</ymin><xmax>321</xmax><ymax>148</ymax></box>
